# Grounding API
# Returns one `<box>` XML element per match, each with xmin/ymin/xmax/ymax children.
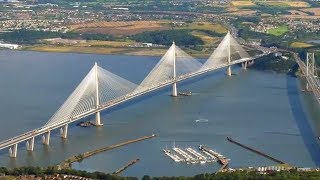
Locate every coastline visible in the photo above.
<box><xmin>20</xmin><ymin>45</ymin><xmax>211</xmax><ymax>58</ymax></box>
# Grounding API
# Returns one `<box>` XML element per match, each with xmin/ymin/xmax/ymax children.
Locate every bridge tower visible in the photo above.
<box><xmin>95</xmin><ymin>62</ymin><xmax>103</xmax><ymax>126</ymax></box>
<box><xmin>226</xmin><ymin>31</ymin><xmax>232</xmax><ymax>76</ymax></box>
<box><xmin>172</xmin><ymin>41</ymin><xmax>178</xmax><ymax>97</ymax></box>
<box><xmin>306</xmin><ymin>52</ymin><xmax>315</xmax><ymax>91</ymax></box>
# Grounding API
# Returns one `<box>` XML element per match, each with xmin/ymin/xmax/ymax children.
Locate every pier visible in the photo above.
<box><xmin>113</xmin><ymin>159</ymin><xmax>140</xmax><ymax>175</ymax></box>
<box><xmin>199</xmin><ymin>145</ymin><xmax>229</xmax><ymax>166</ymax></box>
<box><xmin>227</xmin><ymin>137</ymin><xmax>286</xmax><ymax>164</ymax></box>
<box><xmin>163</xmin><ymin>146</ymin><xmax>218</xmax><ymax>164</ymax></box>
<box><xmin>57</xmin><ymin>134</ymin><xmax>156</xmax><ymax>169</ymax></box>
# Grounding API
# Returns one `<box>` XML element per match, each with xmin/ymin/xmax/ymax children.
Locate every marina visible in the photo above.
<box><xmin>199</xmin><ymin>145</ymin><xmax>229</xmax><ymax>166</ymax></box>
<box><xmin>162</xmin><ymin>145</ymin><xmax>224</xmax><ymax>165</ymax></box>
<box><xmin>0</xmin><ymin>51</ymin><xmax>317</xmax><ymax>177</ymax></box>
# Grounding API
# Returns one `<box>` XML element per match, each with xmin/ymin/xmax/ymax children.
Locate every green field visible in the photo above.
<box><xmin>267</xmin><ymin>25</ymin><xmax>288</xmax><ymax>36</ymax></box>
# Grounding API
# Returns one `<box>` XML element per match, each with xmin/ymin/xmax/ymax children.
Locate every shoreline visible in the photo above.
<box><xmin>18</xmin><ymin>45</ymin><xmax>212</xmax><ymax>58</ymax></box>
<box><xmin>57</xmin><ymin>134</ymin><xmax>156</xmax><ymax>170</ymax></box>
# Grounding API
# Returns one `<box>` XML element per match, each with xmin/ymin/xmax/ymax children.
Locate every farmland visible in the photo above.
<box><xmin>267</xmin><ymin>25</ymin><xmax>289</xmax><ymax>36</ymax></box>
<box><xmin>290</xmin><ymin>42</ymin><xmax>314</xmax><ymax>48</ymax></box>
<box><xmin>70</xmin><ymin>21</ymin><xmax>171</xmax><ymax>36</ymax></box>
<box><xmin>261</xmin><ymin>1</ymin><xmax>310</xmax><ymax>7</ymax></box>
<box><xmin>231</xmin><ymin>1</ymin><xmax>256</xmax><ymax>7</ymax></box>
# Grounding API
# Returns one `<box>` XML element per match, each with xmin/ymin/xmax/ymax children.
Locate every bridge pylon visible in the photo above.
<box><xmin>94</xmin><ymin>62</ymin><xmax>103</xmax><ymax>126</ymax></box>
<box><xmin>306</xmin><ymin>52</ymin><xmax>316</xmax><ymax>91</ymax></box>
<box><xmin>172</xmin><ymin>42</ymin><xmax>178</xmax><ymax>97</ymax></box>
<box><xmin>227</xmin><ymin>31</ymin><xmax>232</xmax><ymax>76</ymax></box>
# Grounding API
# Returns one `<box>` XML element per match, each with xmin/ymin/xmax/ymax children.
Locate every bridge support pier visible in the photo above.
<box><xmin>227</xmin><ymin>66</ymin><xmax>232</xmax><ymax>76</ymax></box>
<box><xmin>60</xmin><ymin>124</ymin><xmax>68</xmax><ymax>138</ymax></box>
<box><xmin>242</xmin><ymin>62</ymin><xmax>247</xmax><ymax>70</ymax></box>
<box><xmin>9</xmin><ymin>144</ymin><xmax>18</xmax><ymax>158</ymax></box>
<box><xmin>95</xmin><ymin>112</ymin><xmax>103</xmax><ymax>126</ymax></box>
<box><xmin>172</xmin><ymin>82</ymin><xmax>178</xmax><ymax>97</ymax></box>
<box><xmin>26</xmin><ymin>137</ymin><xmax>35</xmax><ymax>151</ymax></box>
<box><xmin>42</xmin><ymin>131</ymin><xmax>51</xmax><ymax>145</ymax></box>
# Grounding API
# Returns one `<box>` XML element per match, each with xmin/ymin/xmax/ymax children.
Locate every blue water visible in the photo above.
<box><xmin>307</xmin><ymin>40</ymin><xmax>320</xmax><ymax>44</ymax></box>
<box><xmin>0</xmin><ymin>50</ymin><xmax>319</xmax><ymax>177</ymax></box>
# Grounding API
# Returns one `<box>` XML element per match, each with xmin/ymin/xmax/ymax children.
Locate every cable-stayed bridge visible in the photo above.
<box><xmin>293</xmin><ymin>52</ymin><xmax>320</xmax><ymax>103</ymax></box>
<box><xmin>0</xmin><ymin>32</ymin><xmax>269</xmax><ymax>158</ymax></box>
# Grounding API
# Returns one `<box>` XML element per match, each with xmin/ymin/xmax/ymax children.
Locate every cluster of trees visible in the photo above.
<box><xmin>0</xmin><ymin>29</ymin><xmax>207</xmax><ymax>47</ymax></box>
<box><xmin>2</xmin><ymin>166</ymin><xmax>320</xmax><ymax>180</ymax></box>
<box><xmin>131</xmin><ymin>29</ymin><xmax>204</xmax><ymax>46</ymax></box>
<box><xmin>197</xmin><ymin>29</ymin><xmax>225</xmax><ymax>37</ymax></box>
<box><xmin>0</xmin><ymin>30</ymin><xmax>115</xmax><ymax>44</ymax></box>
<box><xmin>250</xmin><ymin>53</ymin><xmax>298</xmax><ymax>75</ymax></box>
<box><xmin>248</xmin><ymin>3</ymin><xmax>290</xmax><ymax>15</ymax></box>
<box><xmin>0</xmin><ymin>166</ymin><xmax>132</xmax><ymax>179</ymax></box>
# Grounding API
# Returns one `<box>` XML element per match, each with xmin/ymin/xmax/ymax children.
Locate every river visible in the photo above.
<box><xmin>0</xmin><ymin>50</ymin><xmax>319</xmax><ymax>177</ymax></box>
<box><xmin>307</xmin><ymin>40</ymin><xmax>320</xmax><ymax>44</ymax></box>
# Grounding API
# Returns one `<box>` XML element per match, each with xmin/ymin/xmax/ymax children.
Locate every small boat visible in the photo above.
<box><xmin>178</xmin><ymin>92</ymin><xmax>192</xmax><ymax>96</ymax></box>
<box><xmin>195</xmin><ymin>119</ymin><xmax>208</xmax><ymax>123</ymax></box>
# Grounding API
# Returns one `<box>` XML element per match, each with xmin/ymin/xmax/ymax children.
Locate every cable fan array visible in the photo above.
<box><xmin>201</xmin><ymin>32</ymin><xmax>250</xmax><ymax>71</ymax></box>
<box><xmin>134</xmin><ymin>43</ymin><xmax>203</xmax><ymax>93</ymax></box>
<box><xmin>44</xmin><ymin>32</ymin><xmax>251</xmax><ymax>127</ymax></box>
<box><xmin>45</xmin><ymin>65</ymin><xmax>137</xmax><ymax>127</ymax></box>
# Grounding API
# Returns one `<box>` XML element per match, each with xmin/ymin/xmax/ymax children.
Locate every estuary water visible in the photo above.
<box><xmin>0</xmin><ymin>50</ymin><xmax>319</xmax><ymax>177</ymax></box>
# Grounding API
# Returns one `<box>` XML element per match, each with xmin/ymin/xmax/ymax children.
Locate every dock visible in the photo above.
<box><xmin>113</xmin><ymin>159</ymin><xmax>140</xmax><ymax>175</ymax></box>
<box><xmin>227</xmin><ymin>137</ymin><xmax>285</xmax><ymax>164</ymax></box>
<box><xmin>163</xmin><ymin>146</ymin><xmax>217</xmax><ymax>164</ymax></box>
<box><xmin>216</xmin><ymin>163</ymin><xmax>228</xmax><ymax>174</ymax></box>
<box><xmin>57</xmin><ymin>134</ymin><xmax>156</xmax><ymax>169</ymax></box>
<box><xmin>199</xmin><ymin>145</ymin><xmax>229</xmax><ymax>166</ymax></box>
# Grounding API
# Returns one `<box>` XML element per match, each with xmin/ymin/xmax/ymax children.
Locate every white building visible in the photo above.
<box><xmin>0</xmin><ymin>43</ymin><xmax>19</xmax><ymax>49</ymax></box>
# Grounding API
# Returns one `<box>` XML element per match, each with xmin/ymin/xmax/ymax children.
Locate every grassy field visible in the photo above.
<box><xmin>70</xmin><ymin>21</ymin><xmax>228</xmax><ymax>37</ymax></box>
<box><xmin>81</xmin><ymin>40</ymin><xmax>134</xmax><ymax>47</ymax></box>
<box><xmin>175</xmin><ymin>22</ymin><xmax>228</xmax><ymax>34</ymax></box>
<box><xmin>261</xmin><ymin>1</ymin><xmax>310</xmax><ymax>7</ymax></box>
<box><xmin>231</xmin><ymin>1</ymin><xmax>255</xmax><ymax>7</ymax></box>
<box><xmin>70</xmin><ymin>21</ymin><xmax>171</xmax><ymax>36</ymax></box>
<box><xmin>290</xmin><ymin>42</ymin><xmax>314</xmax><ymax>48</ymax></box>
<box><xmin>25</xmin><ymin>45</ymin><xmax>130</xmax><ymax>54</ymax></box>
<box><xmin>289</xmin><ymin>10</ymin><xmax>308</xmax><ymax>15</ymax></box>
<box><xmin>24</xmin><ymin>45</ymin><xmax>213</xmax><ymax>58</ymax></box>
<box><xmin>24</xmin><ymin>45</ymin><xmax>209</xmax><ymax>57</ymax></box>
<box><xmin>30</xmin><ymin>21</ymin><xmax>228</xmax><ymax>57</ymax></box>
<box><xmin>191</xmin><ymin>31</ymin><xmax>219</xmax><ymax>47</ymax></box>
<box><xmin>300</xmin><ymin>7</ymin><xmax>320</xmax><ymax>15</ymax></box>
<box><xmin>267</xmin><ymin>25</ymin><xmax>289</xmax><ymax>36</ymax></box>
